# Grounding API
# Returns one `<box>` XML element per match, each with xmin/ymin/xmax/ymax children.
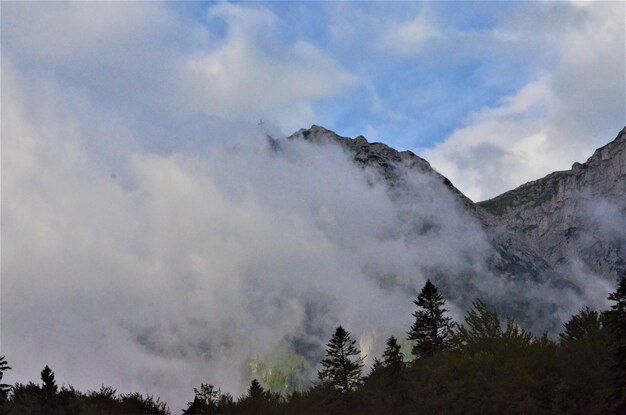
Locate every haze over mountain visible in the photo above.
<box><xmin>2</xmin><ymin>2</ymin><xmax>624</xmax><ymax>412</ymax></box>
<box><xmin>479</xmin><ymin>127</ymin><xmax>626</xmax><ymax>281</ymax></box>
<box><xmin>285</xmin><ymin>125</ymin><xmax>625</xmax><ymax>320</ymax></box>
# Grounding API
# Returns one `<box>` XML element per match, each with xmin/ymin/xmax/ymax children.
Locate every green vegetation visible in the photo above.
<box><xmin>1</xmin><ymin>276</ymin><xmax>625</xmax><ymax>414</ymax></box>
<box><xmin>407</xmin><ymin>279</ymin><xmax>454</xmax><ymax>358</ymax></box>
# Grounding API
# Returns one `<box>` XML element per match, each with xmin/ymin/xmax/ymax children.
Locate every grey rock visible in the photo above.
<box><xmin>287</xmin><ymin>125</ymin><xmax>553</xmax><ymax>284</ymax></box>
<box><xmin>478</xmin><ymin>127</ymin><xmax>626</xmax><ymax>281</ymax></box>
<box><xmin>286</xmin><ymin>125</ymin><xmax>625</xmax><ymax>285</ymax></box>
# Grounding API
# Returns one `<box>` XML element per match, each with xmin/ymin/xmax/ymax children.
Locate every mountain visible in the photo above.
<box><xmin>283</xmin><ymin>125</ymin><xmax>625</xmax><ymax>327</ymax></box>
<box><xmin>288</xmin><ymin>125</ymin><xmax>553</xmax><ymax>280</ymax></box>
<box><xmin>479</xmin><ymin>127</ymin><xmax>626</xmax><ymax>281</ymax></box>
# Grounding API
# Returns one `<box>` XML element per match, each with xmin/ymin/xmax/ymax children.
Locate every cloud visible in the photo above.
<box><xmin>422</xmin><ymin>2</ymin><xmax>625</xmax><ymax>201</ymax></box>
<box><xmin>1</xmin><ymin>2</ymin><xmax>356</xmax><ymax>138</ymax></box>
<box><xmin>183</xmin><ymin>3</ymin><xmax>357</xmax><ymax>132</ymax></box>
<box><xmin>2</xmin><ymin>55</ymin><xmax>494</xmax><ymax>409</ymax></box>
<box><xmin>377</xmin><ymin>13</ymin><xmax>441</xmax><ymax>56</ymax></box>
<box><xmin>1</xmin><ymin>2</ymin><xmax>619</xmax><ymax>412</ymax></box>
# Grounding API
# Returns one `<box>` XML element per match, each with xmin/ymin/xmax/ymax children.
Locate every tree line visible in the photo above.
<box><xmin>1</xmin><ymin>276</ymin><xmax>625</xmax><ymax>415</ymax></box>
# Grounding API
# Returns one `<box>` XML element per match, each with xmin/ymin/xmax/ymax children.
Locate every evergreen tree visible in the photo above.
<box><xmin>604</xmin><ymin>275</ymin><xmax>626</xmax><ymax>414</ymax></box>
<box><xmin>318</xmin><ymin>326</ymin><xmax>365</xmax><ymax>394</ymax></box>
<box><xmin>238</xmin><ymin>378</ymin><xmax>279</xmax><ymax>414</ymax></box>
<box><xmin>40</xmin><ymin>365</ymin><xmax>58</xmax><ymax>409</ymax></box>
<box><xmin>381</xmin><ymin>336</ymin><xmax>408</xmax><ymax>415</ymax></box>
<box><xmin>407</xmin><ymin>280</ymin><xmax>453</xmax><ymax>358</ymax></box>
<box><xmin>0</xmin><ymin>356</ymin><xmax>11</xmax><ymax>404</ymax></box>
<box><xmin>248</xmin><ymin>379</ymin><xmax>264</xmax><ymax>399</ymax></box>
<box><xmin>41</xmin><ymin>365</ymin><xmax>57</xmax><ymax>395</ymax></box>
<box><xmin>381</xmin><ymin>336</ymin><xmax>404</xmax><ymax>368</ymax></box>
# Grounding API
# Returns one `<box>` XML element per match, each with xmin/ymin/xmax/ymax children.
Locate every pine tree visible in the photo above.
<box><xmin>41</xmin><ymin>365</ymin><xmax>57</xmax><ymax>395</ymax></box>
<box><xmin>39</xmin><ymin>365</ymin><xmax>58</xmax><ymax>410</ymax></box>
<box><xmin>0</xmin><ymin>356</ymin><xmax>11</xmax><ymax>403</ymax></box>
<box><xmin>381</xmin><ymin>336</ymin><xmax>408</xmax><ymax>415</ymax></box>
<box><xmin>604</xmin><ymin>275</ymin><xmax>626</xmax><ymax>414</ymax></box>
<box><xmin>382</xmin><ymin>336</ymin><xmax>404</xmax><ymax>368</ymax></box>
<box><xmin>238</xmin><ymin>378</ymin><xmax>279</xmax><ymax>414</ymax></box>
<box><xmin>407</xmin><ymin>280</ymin><xmax>453</xmax><ymax>358</ymax></box>
<box><xmin>248</xmin><ymin>379</ymin><xmax>264</xmax><ymax>400</ymax></box>
<box><xmin>318</xmin><ymin>326</ymin><xmax>365</xmax><ymax>394</ymax></box>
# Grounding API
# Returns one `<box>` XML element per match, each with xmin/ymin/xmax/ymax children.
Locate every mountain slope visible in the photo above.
<box><xmin>287</xmin><ymin>125</ymin><xmax>553</xmax><ymax>285</ymax></box>
<box><xmin>478</xmin><ymin>127</ymin><xmax>626</xmax><ymax>280</ymax></box>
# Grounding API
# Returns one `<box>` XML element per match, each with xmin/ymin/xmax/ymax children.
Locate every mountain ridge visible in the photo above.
<box><xmin>288</xmin><ymin>124</ymin><xmax>625</xmax><ymax>283</ymax></box>
<box><xmin>478</xmin><ymin>127</ymin><xmax>626</xmax><ymax>280</ymax></box>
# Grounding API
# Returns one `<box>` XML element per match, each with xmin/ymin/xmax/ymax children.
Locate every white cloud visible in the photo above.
<box><xmin>3</xmin><ymin>57</ymin><xmax>498</xmax><ymax>409</ymax></box>
<box><xmin>423</xmin><ymin>2</ymin><xmax>625</xmax><ymax>201</ymax></box>
<box><xmin>1</xmin><ymin>2</ymin><xmax>620</xmax><ymax>412</ymax></box>
<box><xmin>1</xmin><ymin>2</ymin><xmax>356</xmax><ymax>137</ymax></box>
<box><xmin>182</xmin><ymin>4</ymin><xmax>356</xmax><ymax>132</ymax></box>
<box><xmin>377</xmin><ymin>13</ymin><xmax>441</xmax><ymax>56</ymax></box>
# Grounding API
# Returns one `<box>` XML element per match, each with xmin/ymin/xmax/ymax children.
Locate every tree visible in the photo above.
<box><xmin>41</xmin><ymin>365</ymin><xmax>57</xmax><ymax>395</ymax></box>
<box><xmin>183</xmin><ymin>383</ymin><xmax>221</xmax><ymax>414</ymax></box>
<box><xmin>407</xmin><ymin>280</ymin><xmax>454</xmax><ymax>358</ymax></box>
<box><xmin>382</xmin><ymin>336</ymin><xmax>404</xmax><ymax>369</ymax></box>
<box><xmin>0</xmin><ymin>356</ymin><xmax>11</xmax><ymax>404</ymax></box>
<box><xmin>558</xmin><ymin>307</ymin><xmax>611</xmax><ymax>415</ymax></box>
<box><xmin>381</xmin><ymin>336</ymin><xmax>409</xmax><ymax>415</ymax></box>
<box><xmin>604</xmin><ymin>275</ymin><xmax>626</xmax><ymax>414</ymax></box>
<box><xmin>318</xmin><ymin>326</ymin><xmax>365</xmax><ymax>394</ymax></box>
<box><xmin>248</xmin><ymin>379</ymin><xmax>264</xmax><ymax>400</ymax></box>
<box><xmin>559</xmin><ymin>307</ymin><xmax>604</xmax><ymax>344</ymax></box>
<box><xmin>237</xmin><ymin>379</ymin><xmax>279</xmax><ymax>414</ymax></box>
<box><xmin>40</xmin><ymin>365</ymin><xmax>58</xmax><ymax>409</ymax></box>
<box><xmin>449</xmin><ymin>299</ymin><xmax>533</xmax><ymax>353</ymax></box>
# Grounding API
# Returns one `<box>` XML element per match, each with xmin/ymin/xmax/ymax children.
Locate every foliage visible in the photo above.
<box><xmin>2</xmin><ymin>366</ymin><xmax>170</xmax><ymax>415</ymax></box>
<box><xmin>604</xmin><ymin>275</ymin><xmax>626</xmax><ymax>414</ymax></box>
<box><xmin>318</xmin><ymin>326</ymin><xmax>365</xmax><ymax>394</ymax></box>
<box><xmin>2</xmin><ymin>280</ymin><xmax>623</xmax><ymax>415</ymax></box>
<box><xmin>407</xmin><ymin>280</ymin><xmax>454</xmax><ymax>358</ymax></box>
<box><xmin>0</xmin><ymin>356</ymin><xmax>11</xmax><ymax>404</ymax></box>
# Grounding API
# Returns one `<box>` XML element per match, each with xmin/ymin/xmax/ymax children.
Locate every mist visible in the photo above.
<box><xmin>1</xmin><ymin>2</ymin><xmax>621</xmax><ymax>412</ymax></box>
<box><xmin>3</xmin><ymin>61</ymin><xmax>617</xmax><ymax>412</ymax></box>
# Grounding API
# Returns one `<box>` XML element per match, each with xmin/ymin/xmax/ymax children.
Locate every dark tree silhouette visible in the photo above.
<box><xmin>183</xmin><ymin>383</ymin><xmax>221</xmax><ymax>414</ymax></box>
<box><xmin>248</xmin><ymin>379</ymin><xmax>264</xmax><ymax>399</ymax></box>
<box><xmin>381</xmin><ymin>336</ymin><xmax>408</xmax><ymax>415</ymax></box>
<box><xmin>40</xmin><ymin>365</ymin><xmax>58</xmax><ymax>408</ymax></box>
<box><xmin>318</xmin><ymin>326</ymin><xmax>365</xmax><ymax>394</ymax></box>
<box><xmin>407</xmin><ymin>280</ymin><xmax>453</xmax><ymax>358</ymax></box>
<box><xmin>237</xmin><ymin>378</ymin><xmax>279</xmax><ymax>414</ymax></box>
<box><xmin>41</xmin><ymin>365</ymin><xmax>57</xmax><ymax>395</ymax></box>
<box><xmin>604</xmin><ymin>275</ymin><xmax>626</xmax><ymax>414</ymax></box>
<box><xmin>382</xmin><ymin>336</ymin><xmax>404</xmax><ymax>368</ymax></box>
<box><xmin>0</xmin><ymin>356</ymin><xmax>11</xmax><ymax>403</ymax></box>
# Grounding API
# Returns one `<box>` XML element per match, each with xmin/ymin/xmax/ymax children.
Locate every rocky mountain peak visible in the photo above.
<box><xmin>290</xmin><ymin>125</ymin><xmax>450</xmax><ymax>188</ymax></box>
<box><xmin>478</xmin><ymin>127</ymin><xmax>625</xmax><ymax>280</ymax></box>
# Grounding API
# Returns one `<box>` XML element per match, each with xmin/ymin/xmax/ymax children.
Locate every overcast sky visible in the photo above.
<box><xmin>1</xmin><ymin>1</ymin><xmax>624</xmax><ymax>411</ymax></box>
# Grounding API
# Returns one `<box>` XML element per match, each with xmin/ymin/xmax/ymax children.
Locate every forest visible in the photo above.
<box><xmin>1</xmin><ymin>276</ymin><xmax>624</xmax><ymax>415</ymax></box>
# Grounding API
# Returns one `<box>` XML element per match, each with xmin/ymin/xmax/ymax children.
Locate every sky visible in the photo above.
<box><xmin>1</xmin><ymin>1</ymin><xmax>624</xmax><ymax>411</ymax></box>
<box><xmin>3</xmin><ymin>1</ymin><xmax>624</xmax><ymax>200</ymax></box>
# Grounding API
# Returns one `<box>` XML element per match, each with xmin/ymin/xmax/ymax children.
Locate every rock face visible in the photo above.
<box><xmin>478</xmin><ymin>127</ymin><xmax>626</xmax><ymax>280</ymax></box>
<box><xmin>287</xmin><ymin>125</ymin><xmax>553</xmax><ymax>284</ymax></box>
<box><xmin>287</xmin><ymin>125</ymin><xmax>625</xmax><ymax>285</ymax></box>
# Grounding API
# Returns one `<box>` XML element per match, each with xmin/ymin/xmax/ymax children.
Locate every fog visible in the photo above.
<box><xmin>3</xmin><ymin>60</ymin><xmax>617</xmax><ymax>412</ymax></box>
<box><xmin>1</xmin><ymin>2</ymin><xmax>621</xmax><ymax>412</ymax></box>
